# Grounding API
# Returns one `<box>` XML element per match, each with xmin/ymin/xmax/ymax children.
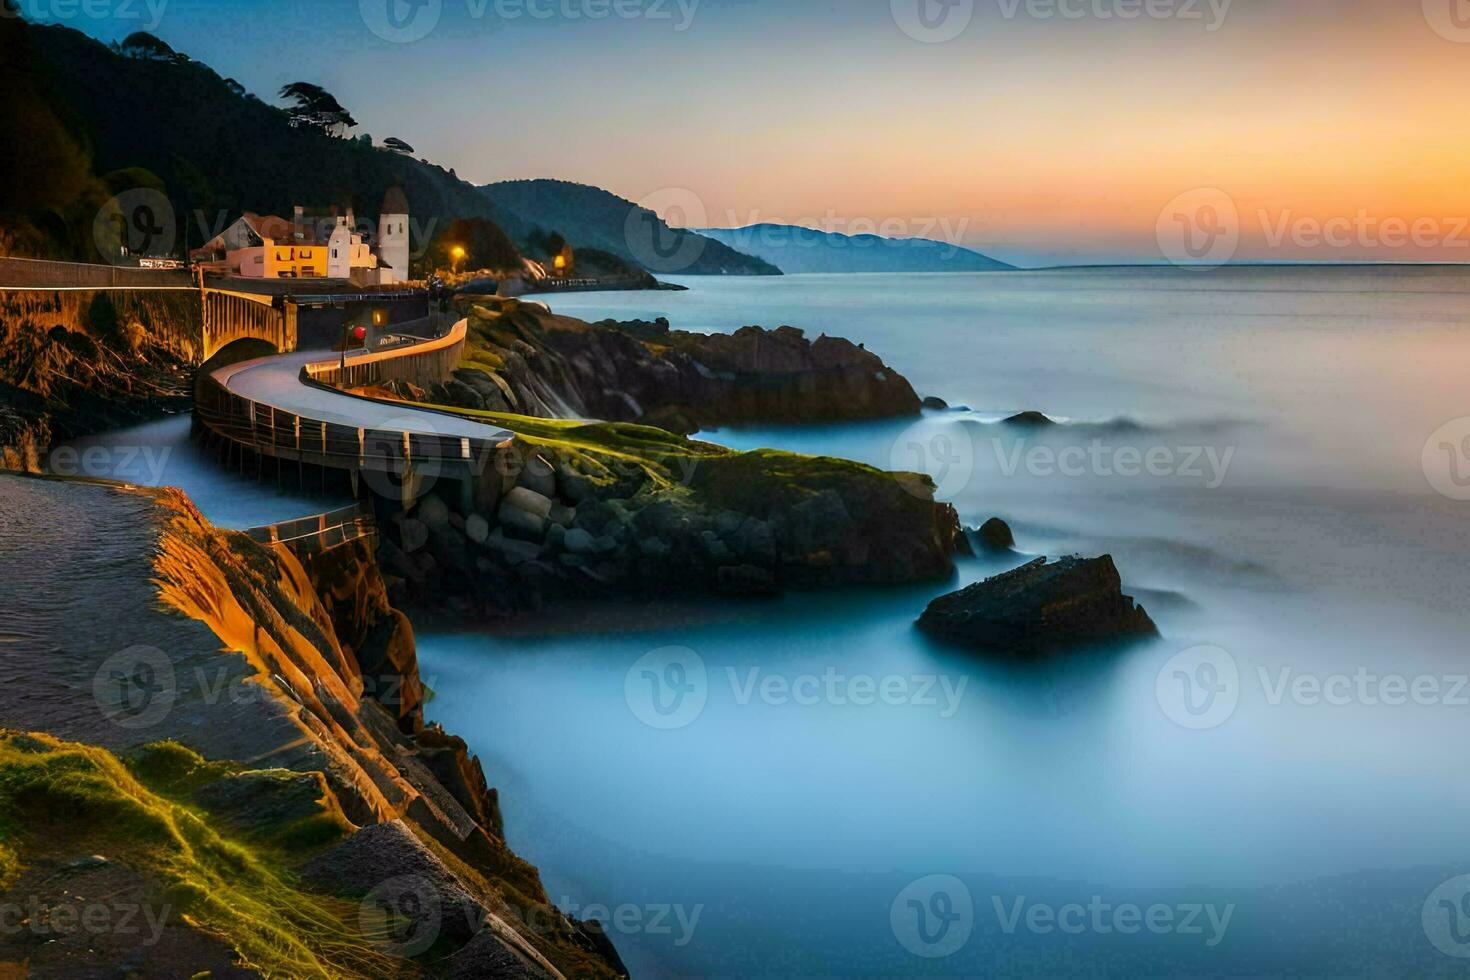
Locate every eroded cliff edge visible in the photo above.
<box><xmin>0</xmin><ymin>291</ymin><xmax>195</xmax><ymax>470</ymax></box>
<box><xmin>0</xmin><ymin>474</ymin><xmax>625</xmax><ymax>978</ymax></box>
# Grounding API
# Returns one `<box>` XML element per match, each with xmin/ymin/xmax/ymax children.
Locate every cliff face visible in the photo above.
<box><xmin>0</xmin><ymin>290</ymin><xmax>195</xmax><ymax>470</ymax></box>
<box><xmin>421</xmin><ymin>302</ymin><xmax>921</xmax><ymax>435</ymax></box>
<box><xmin>0</xmin><ymin>474</ymin><xmax>625</xmax><ymax>978</ymax></box>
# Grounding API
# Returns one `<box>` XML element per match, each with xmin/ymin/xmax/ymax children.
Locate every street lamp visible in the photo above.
<box><xmin>450</xmin><ymin>246</ymin><xmax>466</xmax><ymax>275</ymax></box>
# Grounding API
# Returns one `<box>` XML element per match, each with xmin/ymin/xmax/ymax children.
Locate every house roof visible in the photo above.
<box><xmin>241</xmin><ymin>213</ymin><xmax>303</xmax><ymax>243</ymax></box>
<box><xmin>381</xmin><ymin>186</ymin><xmax>410</xmax><ymax>215</ymax></box>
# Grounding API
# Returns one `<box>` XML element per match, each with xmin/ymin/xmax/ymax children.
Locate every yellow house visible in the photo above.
<box><xmin>268</xmin><ymin>243</ymin><xmax>328</xmax><ymax>278</ymax></box>
<box><xmin>192</xmin><ymin>207</ymin><xmax>392</xmax><ymax>282</ymax></box>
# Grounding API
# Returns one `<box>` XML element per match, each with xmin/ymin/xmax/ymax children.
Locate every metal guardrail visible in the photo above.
<box><xmin>245</xmin><ymin>502</ymin><xmax>377</xmax><ymax>552</ymax></box>
<box><xmin>194</xmin><ymin>320</ymin><xmax>493</xmax><ymax>481</ymax></box>
<box><xmin>195</xmin><ymin>376</ymin><xmax>493</xmax><ymax>479</ymax></box>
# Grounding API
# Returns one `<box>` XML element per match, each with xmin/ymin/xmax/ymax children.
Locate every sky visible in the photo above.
<box><xmin>30</xmin><ymin>0</ymin><xmax>1470</xmax><ymax>266</ymax></box>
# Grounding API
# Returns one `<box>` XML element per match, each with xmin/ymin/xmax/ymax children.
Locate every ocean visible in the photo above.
<box><xmin>66</xmin><ymin>268</ymin><xmax>1470</xmax><ymax>975</ymax></box>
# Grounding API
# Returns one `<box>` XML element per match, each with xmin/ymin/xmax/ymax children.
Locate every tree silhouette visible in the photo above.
<box><xmin>278</xmin><ymin>81</ymin><xmax>357</xmax><ymax>137</ymax></box>
<box><xmin>116</xmin><ymin>32</ymin><xmax>175</xmax><ymax>61</ymax></box>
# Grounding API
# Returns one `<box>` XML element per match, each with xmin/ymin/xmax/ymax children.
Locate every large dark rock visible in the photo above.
<box><xmin>975</xmin><ymin>518</ymin><xmax>1015</xmax><ymax>551</ymax></box>
<box><xmin>917</xmin><ymin>556</ymin><xmax>1158</xmax><ymax>655</ymax></box>
<box><xmin>454</xmin><ymin>303</ymin><xmax>922</xmax><ymax>434</ymax></box>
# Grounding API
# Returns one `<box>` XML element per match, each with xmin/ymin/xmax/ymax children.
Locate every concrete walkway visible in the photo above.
<box><xmin>213</xmin><ymin>348</ymin><xmax>514</xmax><ymax>441</ymax></box>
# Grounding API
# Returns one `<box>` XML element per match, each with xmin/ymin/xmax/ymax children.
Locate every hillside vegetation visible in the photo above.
<box><xmin>483</xmin><ymin>179</ymin><xmax>781</xmax><ymax>277</ymax></box>
<box><xmin>5</xmin><ymin>19</ymin><xmax>526</xmax><ymax>266</ymax></box>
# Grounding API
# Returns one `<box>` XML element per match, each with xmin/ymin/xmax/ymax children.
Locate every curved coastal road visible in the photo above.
<box><xmin>214</xmin><ymin>349</ymin><xmax>509</xmax><ymax>438</ymax></box>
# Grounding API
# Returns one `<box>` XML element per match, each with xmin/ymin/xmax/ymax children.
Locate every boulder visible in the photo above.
<box><xmin>465</xmin><ymin>514</ymin><xmax>490</xmax><ymax>545</ymax></box>
<box><xmin>399</xmin><ymin>518</ymin><xmax>430</xmax><ymax>554</ymax></box>
<box><xmin>502</xmin><ymin>486</ymin><xmax>553</xmax><ymax>519</ymax></box>
<box><xmin>487</xmin><ymin>529</ymin><xmax>542</xmax><ymax>565</ymax></box>
<box><xmin>922</xmin><ymin>396</ymin><xmax>950</xmax><ymax>410</ymax></box>
<box><xmin>417</xmin><ymin>494</ymin><xmax>451</xmax><ymax>530</ymax></box>
<box><xmin>517</xmin><ymin>454</ymin><xmax>558</xmax><ymax>497</ymax></box>
<box><xmin>976</xmin><ymin>518</ymin><xmax>1015</xmax><ymax>551</ymax></box>
<box><xmin>1003</xmin><ymin>411</ymin><xmax>1056</xmax><ymax>427</ymax></box>
<box><xmin>563</xmin><ymin>528</ymin><xmax>597</xmax><ymax>555</ymax></box>
<box><xmin>917</xmin><ymin>556</ymin><xmax>1158</xmax><ymax>655</ymax></box>
<box><xmin>498</xmin><ymin>504</ymin><xmax>545</xmax><ymax>541</ymax></box>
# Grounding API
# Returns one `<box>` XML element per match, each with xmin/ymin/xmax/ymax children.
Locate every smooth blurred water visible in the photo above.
<box><xmin>48</xmin><ymin>414</ymin><xmax>350</xmax><ymax>528</ymax></box>
<box><xmin>420</xmin><ymin>270</ymin><xmax>1470</xmax><ymax>976</ymax></box>
<box><xmin>54</xmin><ymin>271</ymin><xmax>1470</xmax><ymax>974</ymax></box>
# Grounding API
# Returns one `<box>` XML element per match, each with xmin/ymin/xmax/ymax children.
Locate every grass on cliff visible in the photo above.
<box><xmin>404</xmin><ymin>395</ymin><xmax>930</xmax><ymax>513</ymax></box>
<box><xmin>0</xmin><ymin>730</ymin><xmax>406</xmax><ymax>979</ymax></box>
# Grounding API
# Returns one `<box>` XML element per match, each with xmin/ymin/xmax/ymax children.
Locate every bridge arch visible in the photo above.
<box><xmin>200</xmin><ymin>289</ymin><xmax>297</xmax><ymax>361</ymax></box>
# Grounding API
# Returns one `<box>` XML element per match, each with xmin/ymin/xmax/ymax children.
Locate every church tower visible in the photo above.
<box><xmin>377</xmin><ymin>186</ymin><xmax>410</xmax><ymax>284</ymax></box>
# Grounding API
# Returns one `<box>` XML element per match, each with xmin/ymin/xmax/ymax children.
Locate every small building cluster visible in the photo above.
<box><xmin>192</xmin><ymin>188</ymin><xmax>411</xmax><ymax>285</ymax></box>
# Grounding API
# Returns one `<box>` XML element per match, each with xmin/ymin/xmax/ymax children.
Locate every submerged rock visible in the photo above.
<box><xmin>922</xmin><ymin>396</ymin><xmax>950</xmax><ymax>410</ymax></box>
<box><xmin>1002</xmin><ymin>411</ymin><xmax>1056</xmax><ymax>427</ymax></box>
<box><xmin>916</xmin><ymin>556</ymin><xmax>1158</xmax><ymax>655</ymax></box>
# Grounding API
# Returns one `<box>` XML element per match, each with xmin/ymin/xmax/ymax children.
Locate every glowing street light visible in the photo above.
<box><xmin>450</xmin><ymin>245</ymin><xmax>466</xmax><ymax>274</ymax></box>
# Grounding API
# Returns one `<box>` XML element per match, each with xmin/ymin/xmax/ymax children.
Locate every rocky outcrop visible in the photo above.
<box><xmin>917</xmin><ymin>555</ymin><xmax>1158</xmax><ymax>655</ymax></box>
<box><xmin>974</xmin><ymin>517</ymin><xmax>1015</xmax><ymax>551</ymax></box>
<box><xmin>0</xmin><ymin>291</ymin><xmax>195</xmax><ymax>470</ymax></box>
<box><xmin>417</xmin><ymin>300</ymin><xmax>921</xmax><ymax>435</ymax></box>
<box><xmin>376</xmin><ymin>435</ymin><xmax>963</xmax><ymax>618</ymax></box>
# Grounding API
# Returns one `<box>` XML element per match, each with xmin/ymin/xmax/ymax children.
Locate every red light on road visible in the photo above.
<box><xmin>352</xmin><ymin>326</ymin><xmax>367</xmax><ymax>342</ymax></box>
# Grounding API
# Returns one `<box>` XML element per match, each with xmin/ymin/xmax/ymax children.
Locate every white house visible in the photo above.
<box><xmin>377</xmin><ymin>186</ymin><xmax>411</xmax><ymax>286</ymax></box>
<box><xmin>191</xmin><ymin>188</ymin><xmax>412</xmax><ymax>284</ymax></box>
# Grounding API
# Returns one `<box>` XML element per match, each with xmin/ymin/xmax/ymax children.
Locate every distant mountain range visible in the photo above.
<box><xmin>9</xmin><ymin>20</ymin><xmax>999</xmax><ymax>281</ymax></box>
<box><xmin>482</xmin><ymin>180</ymin><xmax>780</xmax><ymax>277</ymax></box>
<box><xmin>695</xmin><ymin>224</ymin><xmax>1015</xmax><ymax>274</ymax></box>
